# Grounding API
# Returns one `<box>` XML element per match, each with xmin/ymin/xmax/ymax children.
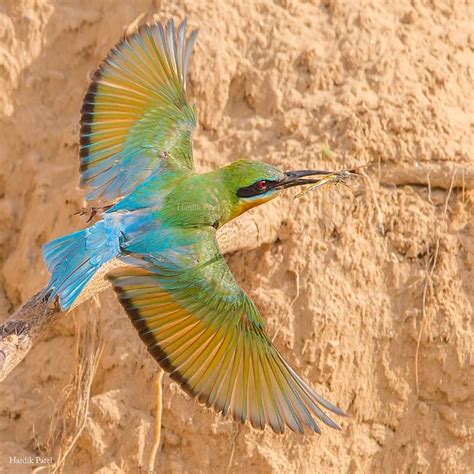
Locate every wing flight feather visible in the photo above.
<box><xmin>80</xmin><ymin>19</ymin><xmax>197</xmax><ymax>203</ymax></box>
<box><xmin>108</xmin><ymin>233</ymin><xmax>346</xmax><ymax>434</ymax></box>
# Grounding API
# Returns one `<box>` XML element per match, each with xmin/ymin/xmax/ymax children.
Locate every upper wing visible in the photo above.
<box><xmin>80</xmin><ymin>19</ymin><xmax>197</xmax><ymax>203</ymax></box>
<box><xmin>108</xmin><ymin>231</ymin><xmax>346</xmax><ymax>434</ymax></box>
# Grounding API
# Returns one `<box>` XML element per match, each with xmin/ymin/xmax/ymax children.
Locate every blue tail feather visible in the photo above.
<box><xmin>43</xmin><ymin>220</ymin><xmax>119</xmax><ymax>310</ymax></box>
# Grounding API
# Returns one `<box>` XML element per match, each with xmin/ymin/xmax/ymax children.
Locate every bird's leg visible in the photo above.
<box><xmin>74</xmin><ymin>205</ymin><xmax>113</xmax><ymax>222</ymax></box>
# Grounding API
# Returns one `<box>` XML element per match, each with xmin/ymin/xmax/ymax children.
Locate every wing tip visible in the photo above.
<box><xmin>108</xmin><ymin>269</ymin><xmax>347</xmax><ymax>437</ymax></box>
<box><xmin>333</xmin><ymin>405</ymin><xmax>349</xmax><ymax>417</ymax></box>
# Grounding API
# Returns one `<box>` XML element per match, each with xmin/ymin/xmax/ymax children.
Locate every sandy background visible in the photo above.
<box><xmin>0</xmin><ymin>0</ymin><xmax>473</xmax><ymax>472</ymax></box>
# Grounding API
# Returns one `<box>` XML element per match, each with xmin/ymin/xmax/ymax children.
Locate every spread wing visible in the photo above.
<box><xmin>108</xmin><ymin>230</ymin><xmax>346</xmax><ymax>434</ymax></box>
<box><xmin>80</xmin><ymin>19</ymin><xmax>197</xmax><ymax>202</ymax></box>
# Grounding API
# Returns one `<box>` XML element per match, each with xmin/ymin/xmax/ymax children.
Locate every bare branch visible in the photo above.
<box><xmin>379</xmin><ymin>162</ymin><xmax>473</xmax><ymax>190</ymax></box>
<box><xmin>0</xmin><ymin>292</ymin><xmax>60</xmax><ymax>382</ymax></box>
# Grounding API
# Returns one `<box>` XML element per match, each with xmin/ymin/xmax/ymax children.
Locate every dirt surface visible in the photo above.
<box><xmin>0</xmin><ymin>0</ymin><xmax>473</xmax><ymax>472</ymax></box>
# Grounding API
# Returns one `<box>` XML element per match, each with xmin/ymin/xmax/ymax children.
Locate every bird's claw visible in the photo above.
<box><xmin>74</xmin><ymin>205</ymin><xmax>113</xmax><ymax>222</ymax></box>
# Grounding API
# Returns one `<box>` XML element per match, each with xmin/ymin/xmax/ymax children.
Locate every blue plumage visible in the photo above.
<box><xmin>43</xmin><ymin>219</ymin><xmax>121</xmax><ymax>309</ymax></box>
<box><xmin>43</xmin><ymin>165</ymin><xmax>186</xmax><ymax>310</ymax></box>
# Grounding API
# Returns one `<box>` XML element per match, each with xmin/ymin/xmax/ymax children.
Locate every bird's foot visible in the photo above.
<box><xmin>74</xmin><ymin>205</ymin><xmax>113</xmax><ymax>222</ymax></box>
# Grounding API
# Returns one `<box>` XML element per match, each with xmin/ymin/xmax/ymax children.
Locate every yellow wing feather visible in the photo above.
<box><xmin>108</xmin><ymin>263</ymin><xmax>346</xmax><ymax>434</ymax></box>
<box><xmin>80</xmin><ymin>19</ymin><xmax>197</xmax><ymax>202</ymax></box>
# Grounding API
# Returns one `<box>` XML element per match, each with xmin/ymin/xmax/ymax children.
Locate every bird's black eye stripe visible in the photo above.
<box><xmin>237</xmin><ymin>180</ymin><xmax>277</xmax><ymax>198</ymax></box>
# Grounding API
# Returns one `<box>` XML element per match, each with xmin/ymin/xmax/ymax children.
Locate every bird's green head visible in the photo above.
<box><xmin>219</xmin><ymin>159</ymin><xmax>334</xmax><ymax>224</ymax></box>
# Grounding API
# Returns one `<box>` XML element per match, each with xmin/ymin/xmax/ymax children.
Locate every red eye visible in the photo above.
<box><xmin>256</xmin><ymin>180</ymin><xmax>267</xmax><ymax>191</ymax></box>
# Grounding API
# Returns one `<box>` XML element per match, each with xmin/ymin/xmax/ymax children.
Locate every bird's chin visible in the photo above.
<box><xmin>230</xmin><ymin>191</ymin><xmax>279</xmax><ymax>221</ymax></box>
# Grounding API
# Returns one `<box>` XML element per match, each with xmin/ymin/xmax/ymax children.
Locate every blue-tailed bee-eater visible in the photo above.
<box><xmin>43</xmin><ymin>19</ymin><xmax>347</xmax><ymax>434</ymax></box>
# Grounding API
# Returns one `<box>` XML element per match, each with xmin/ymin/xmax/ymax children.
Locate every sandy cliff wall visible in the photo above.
<box><xmin>0</xmin><ymin>0</ymin><xmax>472</xmax><ymax>472</ymax></box>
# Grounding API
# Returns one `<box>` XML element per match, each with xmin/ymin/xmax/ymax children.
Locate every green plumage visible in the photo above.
<box><xmin>43</xmin><ymin>18</ymin><xmax>347</xmax><ymax>434</ymax></box>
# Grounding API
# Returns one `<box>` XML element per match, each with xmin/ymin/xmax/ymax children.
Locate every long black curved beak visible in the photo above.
<box><xmin>274</xmin><ymin>169</ymin><xmax>340</xmax><ymax>189</ymax></box>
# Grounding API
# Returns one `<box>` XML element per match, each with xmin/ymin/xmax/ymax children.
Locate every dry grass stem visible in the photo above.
<box><xmin>37</xmin><ymin>312</ymin><xmax>103</xmax><ymax>473</ymax></box>
<box><xmin>148</xmin><ymin>369</ymin><xmax>164</xmax><ymax>473</ymax></box>
<box><xmin>415</xmin><ymin>171</ymin><xmax>455</xmax><ymax>394</ymax></box>
<box><xmin>226</xmin><ymin>423</ymin><xmax>241</xmax><ymax>473</ymax></box>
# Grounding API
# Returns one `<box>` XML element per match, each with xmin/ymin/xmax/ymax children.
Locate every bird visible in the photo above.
<box><xmin>42</xmin><ymin>19</ymin><xmax>347</xmax><ymax>434</ymax></box>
